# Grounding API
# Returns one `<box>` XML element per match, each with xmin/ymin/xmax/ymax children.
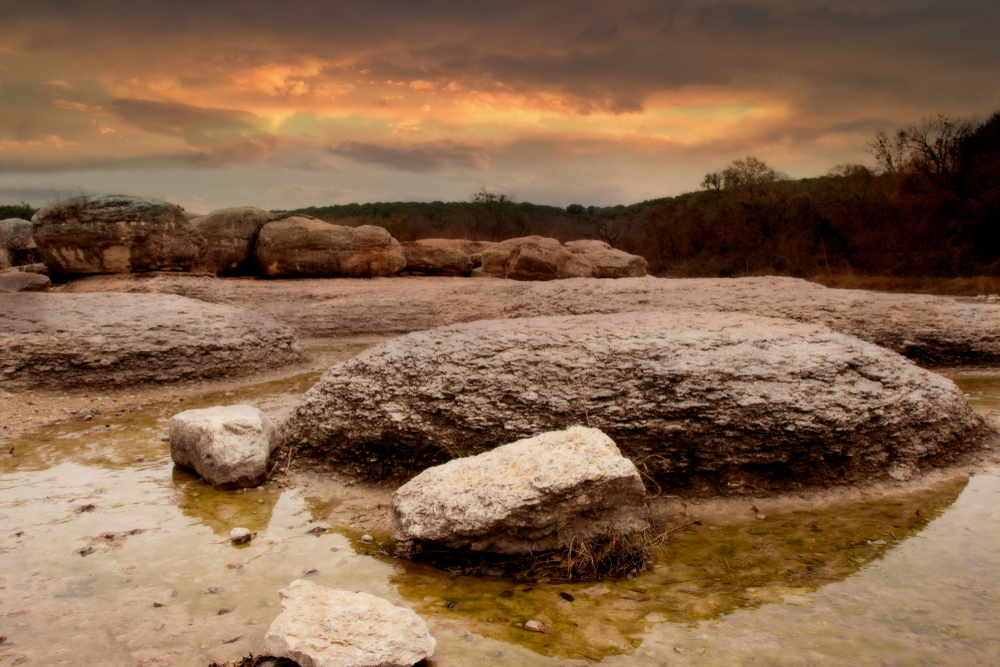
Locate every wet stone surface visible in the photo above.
<box><xmin>0</xmin><ymin>346</ymin><xmax>998</xmax><ymax>666</ymax></box>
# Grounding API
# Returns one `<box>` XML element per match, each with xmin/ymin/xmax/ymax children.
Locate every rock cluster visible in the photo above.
<box><xmin>0</xmin><ymin>218</ymin><xmax>39</xmax><ymax>269</ymax></box>
<box><xmin>255</xmin><ymin>217</ymin><xmax>407</xmax><ymax>277</ymax></box>
<box><xmin>481</xmin><ymin>235</ymin><xmax>599</xmax><ymax>280</ymax></box>
<box><xmin>170</xmin><ymin>405</ymin><xmax>278</xmax><ymax>489</ymax></box>
<box><xmin>390</xmin><ymin>426</ymin><xmax>649</xmax><ymax>554</ymax></box>
<box><xmin>285</xmin><ymin>311</ymin><xmax>988</xmax><ymax>490</ymax></box>
<box><xmin>263</xmin><ymin>580</ymin><xmax>435</xmax><ymax>667</ymax></box>
<box><xmin>32</xmin><ymin>195</ymin><xmax>201</xmax><ymax>274</ymax></box>
<box><xmin>0</xmin><ymin>292</ymin><xmax>303</xmax><ymax>390</ymax></box>
<box><xmin>189</xmin><ymin>206</ymin><xmax>274</xmax><ymax>275</ymax></box>
<box><xmin>27</xmin><ymin>194</ymin><xmax>649</xmax><ymax>281</ymax></box>
<box><xmin>565</xmin><ymin>239</ymin><xmax>648</xmax><ymax>278</ymax></box>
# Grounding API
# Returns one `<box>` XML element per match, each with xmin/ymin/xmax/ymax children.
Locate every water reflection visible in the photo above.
<box><xmin>390</xmin><ymin>478</ymin><xmax>968</xmax><ymax>660</ymax></box>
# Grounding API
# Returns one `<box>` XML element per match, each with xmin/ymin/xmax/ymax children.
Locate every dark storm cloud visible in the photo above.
<box><xmin>329</xmin><ymin>141</ymin><xmax>490</xmax><ymax>173</ymax></box>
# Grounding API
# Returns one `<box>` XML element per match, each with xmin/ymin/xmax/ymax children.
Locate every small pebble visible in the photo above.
<box><xmin>361</xmin><ymin>534</ymin><xmax>373</xmax><ymax>543</ymax></box>
<box><xmin>756</xmin><ymin>514</ymin><xmax>766</xmax><ymax>520</ymax></box>
<box><xmin>230</xmin><ymin>527</ymin><xmax>252</xmax><ymax>545</ymax></box>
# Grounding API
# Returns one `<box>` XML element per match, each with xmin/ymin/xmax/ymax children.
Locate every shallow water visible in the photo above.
<box><xmin>0</xmin><ymin>356</ymin><xmax>998</xmax><ymax>666</ymax></box>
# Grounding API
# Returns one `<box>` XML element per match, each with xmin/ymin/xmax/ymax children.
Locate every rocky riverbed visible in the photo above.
<box><xmin>0</xmin><ymin>335</ymin><xmax>998</xmax><ymax>666</ymax></box>
<box><xmin>2</xmin><ymin>274</ymin><xmax>1000</xmax><ymax>666</ymax></box>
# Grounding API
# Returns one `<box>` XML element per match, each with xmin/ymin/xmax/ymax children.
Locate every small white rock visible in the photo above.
<box><xmin>263</xmin><ymin>580</ymin><xmax>435</xmax><ymax>667</ymax></box>
<box><xmin>230</xmin><ymin>527</ymin><xmax>252</xmax><ymax>544</ymax></box>
<box><xmin>361</xmin><ymin>534</ymin><xmax>373</xmax><ymax>543</ymax></box>
<box><xmin>524</xmin><ymin>620</ymin><xmax>544</xmax><ymax>632</ymax></box>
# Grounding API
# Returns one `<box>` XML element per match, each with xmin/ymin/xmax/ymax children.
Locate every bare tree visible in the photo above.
<box><xmin>868</xmin><ymin>129</ymin><xmax>909</xmax><ymax>175</ymax></box>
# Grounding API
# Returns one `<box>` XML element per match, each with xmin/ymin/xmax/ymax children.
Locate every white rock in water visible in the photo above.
<box><xmin>263</xmin><ymin>579</ymin><xmax>435</xmax><ymax>667</ymax></box>
<box><xmin>170</xmin><ymin>405</ymin><xmax>278</xmax><ymax>490</ymax></box>
<box><xmin>390</xmin><ymin>426</ymin><xmax>649</xmax><ymax>554</ymax></box>
<box><xmin>230</xmin><ymin>527</ymin><xmax>252</xmax><ymax>544</ymax></box>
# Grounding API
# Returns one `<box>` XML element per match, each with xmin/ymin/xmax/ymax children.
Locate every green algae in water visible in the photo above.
<box><xmin>949</xmin><ymin>375</ymin><xmax>1000</xmax><ymax>418</ymax></box>
<box><xmin>0</xmin><ymin>340</ymin><xmax>379</xmax><ymax>476</ymax></box>
<box><xmin>389</xmin><ymin>477</ymin><xmax>968</xmax><ymax>661</ymax></box>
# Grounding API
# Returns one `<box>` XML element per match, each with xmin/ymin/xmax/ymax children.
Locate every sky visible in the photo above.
<box><xmin>1</xmin><ymin>0</ymin><xmax>998</xmax><ymax>213</ymax></box>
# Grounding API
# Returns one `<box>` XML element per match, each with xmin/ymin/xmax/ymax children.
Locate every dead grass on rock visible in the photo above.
<box><xmin>401</xmin><ymin>520</ymin><xmax>698</xmax><ymax>582</ymax></box>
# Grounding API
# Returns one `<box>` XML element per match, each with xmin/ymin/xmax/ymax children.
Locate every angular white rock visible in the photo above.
<box><xmin>169</xmin><ymin>405</ymin><xmax>278</xmax><ymax>490</ymax></box>
<box><xmin>390</xmin><ymin>426</ymin><xmax>649</xmax><ymax>554</ymax></box>
<box><xmin>263</xmin><ymin>579</ymin><xmax>435</xmax><ymax>667</ymax></box>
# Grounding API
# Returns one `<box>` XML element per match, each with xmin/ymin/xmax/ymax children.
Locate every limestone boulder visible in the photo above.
<box><xmin>255</xmin><ymin>217</ymin><xmax>406</xmax><ymax>277</ymax></box>
<box><xmin>263</xmin><ymin>580</ymin><xmax>435</xmax><ymax>667</ymax></box>
<box><xmin>402</xmin><ymin>241</ymin><xmax>473</xmax><ymax>276</ymax></box>
<box><xmin>390</xmin><ymin>426</ymin><xmax>649</xmax><ymax>554</ymax></box>
<box><xmin>0</xmin><ymin>218</ymin><xmax>40</xmax><ymax>269</ymax></box>
<box><xmin>0</xmin><ymin>273</ymin><xmax>51</xmax><ymax>293</ymax></box>
<box><xmin>285</xmin><ymin>311</ymin><xmax>990</xmax><ymax>491</ymax></box>
<box><xmin>31</xmin><ymin>195</ymin><xmax>201</xmax><ymax>274</ymax></box>
<box><xmin>0</xmin><ymin>293</ymin><xmax>303</xmax><ymax>390</ymax></box>
<box><xmin>481</xmin><ymin>236</ymin><xmax>596</xmax><ymax>280</ymax></box>
<box><xmin>169</xmin><ymin>405</ymin><xmax>278</xmax><ymax>489</ymax></box>
<box><xmin>565</xmin><ymin>240</ymin><xmax>647</xmax><ymax>277</ymax></box>
<box><xmin>190</xmin><ymin>206</ymin><xmax>273</xmax><ymax>275</ymax></box>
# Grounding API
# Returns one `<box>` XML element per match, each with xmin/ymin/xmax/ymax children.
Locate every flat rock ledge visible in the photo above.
<box><xmin>170</xmin><ymin>405</ymin><xmax>278</xmax><ymax>489</ymax></box>
<box><xmin>390</xmin><ymin>426</ymin><xmax>649</xmax><ymax>554</ymax></box>
<box><xmin>0</xmin><ymin>293</ymin><xmax>303</xmax><ymax>390</ymax></box>
<box><xmin>61</xmin><ymin>275</ymin><xmax>1000</xmax><ymax>366</ymax></box>
<box><xmin>263</xmin><ymin>580</ymin><xmax>435</xmax><ymax>667</ymax></box>
<box><xmin>285</xmin><ymin>311</ymin><xmax>990</xmax><ymax>492</ymax></box>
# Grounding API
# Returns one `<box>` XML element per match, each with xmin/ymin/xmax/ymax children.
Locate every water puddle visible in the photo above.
<box><xmin>1</xmin><ymin>354</ymin><xmax>998</xmax><ymax>666</ymax></box>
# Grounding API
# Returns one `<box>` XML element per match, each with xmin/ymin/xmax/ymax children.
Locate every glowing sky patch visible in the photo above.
<box><xmin>1</xmin><ymin>1</ymin><xmax>999</xmax><ymax>209</ymax></box>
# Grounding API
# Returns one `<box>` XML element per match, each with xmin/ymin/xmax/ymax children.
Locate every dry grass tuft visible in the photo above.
<box><xmin>403</xmin><ymin>520</ymin><xmax>698</xmax><ymax>582</ymax></box>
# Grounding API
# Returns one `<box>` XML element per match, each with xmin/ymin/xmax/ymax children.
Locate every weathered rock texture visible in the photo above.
<box><xmin>0</xmin><ymin>293</ymin><xmax>303</xmax><ymax>390</ymax></box>
<box><xmin>263</xmin><ymin>580</ymin><xmax>435</xmax><ymax>667</ymax></box>
<box><xmin>285</xmin><ymin>312</ymin><xmax>989</xmax><ymax>490</ymax></box>
<box><xmin>402</xmin><ymin>241</ymin><xmax>472</xmax><ymax>276</ymax></box>
<box><xmin>254</xmin><ymin>217</ymin><xmax>406</xmax><ymax>277</ymax></box>
<box><xmin>31</xmin><ymin>195</ymin><xmax>201</xmax><ymax>274</ymax></box>
<box><xmin>190</xmin><ymin>206</ymin><xmax>273</xmax><ymax>275</ymax></box>
<box><xmin>481</xmin><ymin>236</ymin><xmax>597</xmax><ymax>280</ymax></box>
<box><xmin>564</xmin><ymin>240</ymin><xmax>647</xmax><ymax>278</ymax></box>
<box><xmin>390</xmin><ymin>426</ymin><xmax>649</xmax><ymax>554</ymax></box>
<box><xmin>0</xmin><ymin>218</ymin><xmax>39</xmax><ymax>269</ymax></box>
<box><xmin>59</xmin><ymin>275</ymin><xmax>1000</xmax><ymax>365</ymax></box>
<box><xmin>170</xmin><ymin>405</ymin><xmax>278</xmax><ymax>489</ymax></box>
<box><xmin>0</xmin><ymin>273</ymin><xmax>51</xmax><ymax>293</ymax></box>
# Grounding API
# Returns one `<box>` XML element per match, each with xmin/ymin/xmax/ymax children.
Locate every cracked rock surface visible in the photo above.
<box><xmin>0</xmin><ymin>292</ymin><xmax>304</xmax><ymax>390</ymax></box>
<box><xmin>263</xmin><ymin>579</ymin><xmax>435</xmax><ymax>667</ymax></box>
<box><xmin>285</xmin><ymin>311</ymin><xmax>990</xmax><ymax>491</ymax></box>
<box><xmin>390</xmin><ymin>426</ymin><xmax>649</xmax><ymax>554</ymax></box>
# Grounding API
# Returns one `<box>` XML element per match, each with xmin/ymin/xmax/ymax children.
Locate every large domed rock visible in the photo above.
<box><xmin>390</xmin><ymin>426</ymin><xmax>649</xmax><ymax>554</ymax></box>
<box><xmin>190</xmin><ymin>206</ymin><xmax>273</xmax><ymax>275</ymax></box>
<box><xmin>0</xmin><ymin>292</ymin><xmax>303</xmax><ymax>390</ymax></box>
<box><xmin>285</xmin><ymin>311</ymin><xmax>990</xmax><ymax>492</ymax></box>
<box><xmin>481</xmin><ymin>236</ymin><xmax>597</xmax><ymax>280</ymax></box>
<box><xmin>31</xmin><ymin>195</ymin><xmax>201</xmax><ymax>274</ymax></box>
<box><xmin>565</xmin><ymin>239</ymin><xmax>647</xmax><ymax>277</ymax></box>
<box><xmin>254</xmin><ymin>217</ymin><xmax>406</xmax><ymax>277</ymax></box>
